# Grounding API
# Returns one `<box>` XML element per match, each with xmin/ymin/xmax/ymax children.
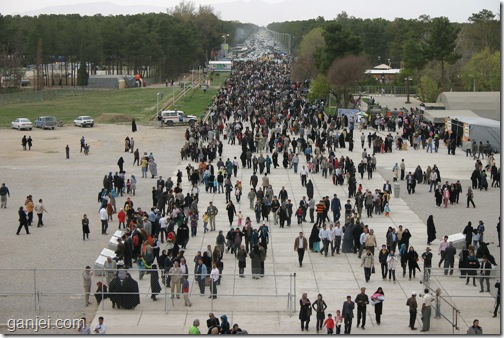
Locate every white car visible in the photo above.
<box><xmin>11</xmin><ymin>118</ymin><xmax>33</xmax><ymax>130</ymax></box>
<box><xmin>73</xmin><ymin>116</ymin><xmax>94</xmax><ymax>127</ymax></box>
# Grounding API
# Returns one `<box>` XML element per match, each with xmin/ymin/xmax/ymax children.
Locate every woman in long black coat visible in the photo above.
<box><xmin>132</xmin><ymin>118</ymin><xmax>137</xmax><ymax>132</ymax></box>
<box><xmin>108</xmin><ymin>276</ymin><xmax>121</xmax><ymax>308</ymax></box>
<box><xmin>309</xmin><ymin>223</ymin><xmax>320</xmax><ymax>251</ymax></box>
<box><xmin>406</xmin><ymin>246</ymin><xmax>421</xmax><ymax>279</ymax></box>
<box><xmin>299</xmin><ymin>293</ymin><xmax>312</xmax><ymax>331</ymax></box>
<box><xmin>150</xmin><ymin>265</ymin><xmax>162</xmax><ymax>301</ymax></box>
<box><xmin>121</xmin><ymin>273</ymin><xmax>140</xmax><ymax>309</ymax></box>
<box><xmin>426</xmin><ymin>215</ymin><xmax>437</xmax><ymax>245</ymax></box>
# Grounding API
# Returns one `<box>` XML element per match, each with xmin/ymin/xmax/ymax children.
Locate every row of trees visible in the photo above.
<box><xmin>0</xmin><ymin>0</ymin><xmax>258</xmax><ymax>89</ymax></box>
<box><xmin>269</xmin><ymin>10</ymin><xmax>500</xmax><ymax>106</ymax></box>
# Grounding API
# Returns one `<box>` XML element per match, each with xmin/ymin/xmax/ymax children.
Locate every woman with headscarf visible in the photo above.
<box><xmin>415</xmin><ymin>165</ymin><xmax>423</xmax><ymax>183</ymax></box>
<box><xmin>150</xmin><ymin>264</ymin><xmax>162</xmax><ymax>301</ymax></box>
<box><xmin>249</xmin><ymin>245</ymin><xmax>262</xmax><ymax>279</ymax></box>
<box><xmin>219</xmin><ymin>315</ymin><xmax>230</xmax><ymax>334</ymax></box>
<box><xmin>121</xmin><ymin>273</ymin><xmax>140</xmax><ymax>309</ymax></box>
<box><xmin>94</xmin><ymin>282</ymin><xmax>108</xmax><ymax>304</ymax></box>
<box><xmin>312</xmin><ymin>293</ymin><xmax>328</xmax><ymax>332</ymax></box>
<box><xmin>399</xmin><ymin>243</ymin><xmax>408</xmax><ymax>278</ymax></box>
<box><xmin>426</xmin><ymin>215</ymin><xmax>436</xmax><ymax>245</ymax></box>
<box><xmin>371</xmin><ymin>287</ymin><xmax>385</xmax><ymax>325</ymax></box>
<box><xmin>309</xmin><ymin>223</ymin><xmax>321</xmax><ymax>252</ymax></box>
<box><xmin>466</xmin><ymin>249</ymin><xmax>480</xmax><ymax>286</ymax></box>
<box><xmin>406</xmin><ymin>246</ymin><xmax>421</xmax><ymax>280</ymax></box>
<box><xmin>108</xmin><ymin>276</ymin><xmax>121</xmax><ymax>308</ymax></box>
<box><xmin>131</xmin><ymin>118</ymin><xmax>137</xmax><ymax>132</ymax></box>
<box><xmin>299</xmin><ymin>292</ymin><xmax>312</xmax><ymax>331</ymax></box>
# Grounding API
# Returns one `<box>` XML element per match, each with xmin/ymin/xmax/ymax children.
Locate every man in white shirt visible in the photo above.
<box><xmin>93</xmin><ymin>316</ymin><xmax>106</xmax><ymax>334</ymax></box>
<box><xmin>421</xmin><ymin>289</ymin><xmax>434</xmax><ymax>332</ymax></box>
<box><xmin>159</xmin><ymin>215</ymin><xmax>169</xmax><ymax>243</ymax></box>
<box><xmin>328</xmin><ymin>223</ymin><xmax>337</xmax><ymax>256</ymax></box>
<box><xmin>429</xmin><ymin>171</ymin><xmax>438</xmax><ymax>192</ymax></box>
<box><xmin>209</xmin><ymin>263</ymin><xmax>220</xmax><ymax>299</ymax></box>
<box><xmin>99</xmin><ymin>207</ymin><xmax>108</xmax><ymax>235</ymax></box>
<box><xmin>333</xmin><ymin>222</ymin><xmax>343</xmax><ymax>254</ymax></box>
<box><xmin>438</xmin><ymin>236</ymin><xmax>449</xmax><ymax>268</ymax></box>
<box><xmin>319</xmin><ymin>224</ymin><xmax>330</xmax><ymax>257</ymax></box>
<box><xmin>358</xmin><ymin>231</ymin><xmax>367</xmax><ymax>259</ymax></box>
<box><xmin>300</xmin><ymin>166</ymin><xmax>308</xmax><ymax>187</ymax></box>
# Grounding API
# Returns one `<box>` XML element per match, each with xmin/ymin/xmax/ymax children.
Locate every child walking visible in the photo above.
<box><xmin>237</xmin><ymin>211</ymin><xmax>243</xmax><ymax>227</ymax></box>
<box><xmin>118</xmin><ymin>208</ymin><xmax>126</xmax><ymax>229</ymax></box>
<box><xmin>334</xmin><ymin>310</ymin><xmax>343</xmax><ymax>334</ymax></box>
<box><xmin>384</xmin><ymin>202</ymin><xmax>390</xmax><ymax>217</ymax></box>
<box><xmin>182</xmin><ymin>277</ymin><xmax>192</xmax><ymax>307</ymax></box>
<box><xmin>202</xmin><ymin>212</ymin><xmax>209</xmax><ymax>233</ymax></box>
<box><xmin>323</xmin><ymin>313</ymin><xmax>335</xmax><ymax>334</ymax></box>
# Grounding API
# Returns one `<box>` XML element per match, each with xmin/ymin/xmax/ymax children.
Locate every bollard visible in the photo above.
<box><xmin>393</xmin><ymin>183</ymin><xmax>400</xmax><ymax>198</ymax></box>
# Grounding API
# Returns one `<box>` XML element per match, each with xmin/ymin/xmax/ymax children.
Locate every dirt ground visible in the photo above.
<box><xmin>0</xmin><ymin>122</ymin><xmax>186</xmax><ymax>333</ymax></box>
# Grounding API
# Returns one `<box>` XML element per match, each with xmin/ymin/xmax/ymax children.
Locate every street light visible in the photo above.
<box><xmin>222</xmin><ymin>34</ymin><xmax>229</xmax><ymax>45</ymax></box>
<box><xmin>156</xmin><ymin>92</ymin><xmax>162</xmax><ymax>115</ymax></box>
<box><xmin>405</xmin><ymin>77</ymin><xmax>412</xmax><ymax>104</ymax></box>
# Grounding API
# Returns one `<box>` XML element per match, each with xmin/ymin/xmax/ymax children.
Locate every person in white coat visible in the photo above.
<box><xmin>387</xmin><ymin>250</ymin><xmax>399</xmax><ymax>283</ymax></box>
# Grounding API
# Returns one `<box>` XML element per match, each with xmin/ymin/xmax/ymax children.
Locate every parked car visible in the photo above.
<box><xmin>161</xmin><ymin>110</ymin><xmax>197</xmax><ymax>126</ymax></box>
<box><xmin>35</xmin><ymin>116</ymin><xmax>57</xmax><ymax>129</ymax></box>
<box><xmin>11</xmin><ymin>118</ymin><xmax>33</xmax><ymax>130</ymax></box>
<box><xmin>73</xmin><ymin>116</ymin><xmax>94</xmax><ymax>127</ymax></box>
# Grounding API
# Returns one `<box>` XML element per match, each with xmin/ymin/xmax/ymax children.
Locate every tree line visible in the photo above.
<box><xmin>0</xmin><ymin>1</ymin><xmax>258</xmax><ymax>89</ymax></box>
<box><xmin>268</xmin><ymin>10</ymin><xmax>500</xmax><ymax>106</ymax></box>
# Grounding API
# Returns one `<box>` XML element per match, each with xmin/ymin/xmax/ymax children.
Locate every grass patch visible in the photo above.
<box><xmin>0</xmin><ymin>87</ymin><xmax>182</xmax><ymax>128</ymax></box>
<box><xmin>0</xmin><ymin>75</ymin><xmax>229</xmax><ymax>128</ymax></box>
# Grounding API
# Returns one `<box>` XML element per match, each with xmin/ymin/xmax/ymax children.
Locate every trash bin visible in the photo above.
<box><xmin>393</xmin><ymin>183</ymin><xmax>400</xmax><ymax>198</ymax></box>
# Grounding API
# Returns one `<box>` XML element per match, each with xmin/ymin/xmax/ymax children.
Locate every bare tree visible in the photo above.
<box><xmin>326</xmin><ymin>54</ymin><xmax>368</xmax><ymax>108</ymax></box>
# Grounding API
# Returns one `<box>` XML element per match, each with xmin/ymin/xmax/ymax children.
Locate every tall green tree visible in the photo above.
<box><xmin>77</xmin><ymin>60</ymin><xmax>88</xmax><ymax>86</ymax></box>
<box><xmin>423</xmin><ymin>17</ymin><xmax>461</xmax><ymax>89</ymax></box>
<box><xmin>460</xmin><ymin>48</ymin><xmax>500</xmax><ymax>91</ymax></box>
<box><xmin>313</xmin><ymin>22</ymin><xmax>362</xmax><ymax>73</ymax></box>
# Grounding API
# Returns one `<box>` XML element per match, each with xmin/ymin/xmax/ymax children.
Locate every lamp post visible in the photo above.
<box><xmin>156</xmin><ymin>92</ymin><xmax>162</xmax><ymax>115</ymax></box>
<box><xmin>405</xmin><ymin>77</ymin><xmax>412</xmax><ymax>104</ymax></box>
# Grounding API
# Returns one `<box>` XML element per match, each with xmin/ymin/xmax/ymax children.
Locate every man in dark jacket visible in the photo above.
<box><xmin>342</xmin><ymin>295</ymin><xmax>355</xmax><ymax>334</ymax></box>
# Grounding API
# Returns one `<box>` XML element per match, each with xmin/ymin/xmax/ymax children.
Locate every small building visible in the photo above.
<box><xmin>365</xmin><ymin>64</ymin><xmax>401</xmax><ymax>82</ymax></box>
<box><xmin>208</xmin><ymin>60</ymin><xmax>232</xmax><ymax>72</ymax></box>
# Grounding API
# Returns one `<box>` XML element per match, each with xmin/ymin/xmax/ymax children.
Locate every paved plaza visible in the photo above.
<box><xmin>88</xmin><ymin>96</ymin><xmax>501</xmax><ymax>334</ymax></box>
<box><xmin>0</xmin><ymin>94</ymin><xmax>499</xmax><ymax>334</ymax></box>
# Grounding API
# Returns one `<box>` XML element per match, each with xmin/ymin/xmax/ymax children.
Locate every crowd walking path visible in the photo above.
<box><xmin>92</xmin><ymin>98</ymin><xmax>501</xmax><ymax>334</ymax></box>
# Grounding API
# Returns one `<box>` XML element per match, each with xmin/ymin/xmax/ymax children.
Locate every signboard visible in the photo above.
<box><xmin>463</xmin><ymin>123</ymin><xmax>470</xmax><ymax>142</ymax></box>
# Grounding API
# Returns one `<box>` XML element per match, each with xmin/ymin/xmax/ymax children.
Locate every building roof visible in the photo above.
<box><xmin>423</xmin><ymin>109</ymin><xmax>479</xmax><ymax>123</ymax></box>
<box><xmin>449</xmin><ymin>116</ymin><xmax>500</xmax><ymax>128</ymax></box>
<box><xmin>436</xmin><ymin>92</ymin><xmax>500</xmax><ymax>121</ymax></box>
<box><xmin>365</xmin><ymin>69</ymin><xmax>401</xmax><ymax>75</ymax></box>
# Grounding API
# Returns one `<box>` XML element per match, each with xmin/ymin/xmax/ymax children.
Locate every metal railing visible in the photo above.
<box><xmin>0</xmin><ymin>268</ymin><xmax>297</xmax><ymax>317</ymax></box>
<box><xmin>422</xmin><ymin>267</ymin><xmax>500</xmax><ymax>334</ymax></box>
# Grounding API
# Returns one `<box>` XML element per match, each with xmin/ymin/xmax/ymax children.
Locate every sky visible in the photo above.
<box><xmin>0</xmin><ymin>0</ymin><xmax>501</xmax><ymax>26</ymax></box>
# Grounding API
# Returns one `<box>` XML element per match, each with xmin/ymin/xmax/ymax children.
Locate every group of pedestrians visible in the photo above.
<box><xmin>298</xmin><ymin>287</ymin><xmax>385</xmax><ymax>334</ymax></box>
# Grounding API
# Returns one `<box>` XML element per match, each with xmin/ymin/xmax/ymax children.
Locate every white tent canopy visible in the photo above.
<box><xmin>423</xmin><ymin>109</ymin><xmax>478</xmax><ymax>124</ymax></box>
<box><xmin>436</xmin><ymin>92</ymin><xmax>500</xmax><ymax>121</ymax></box>
<box><xmin>449</xmin><ymin>116</ymin><xmax>500</xmax><ymax>152</ymax></box>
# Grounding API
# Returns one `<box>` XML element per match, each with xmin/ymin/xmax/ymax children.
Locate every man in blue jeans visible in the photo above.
<box><xmin>195</xmin><ymin>259</ymin><xmax>207</xmax><ymax>296</ymax></box>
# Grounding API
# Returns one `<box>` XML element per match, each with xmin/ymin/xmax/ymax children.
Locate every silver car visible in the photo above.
<box><xmin>74</xmin><ymin>116</ymin><xmax>94</xmax><ymax>127</ymax></box>
<box><xmin>11</xmin><ymin>118</ymin><xmax>33</xmax><ymax>130</ymax></box>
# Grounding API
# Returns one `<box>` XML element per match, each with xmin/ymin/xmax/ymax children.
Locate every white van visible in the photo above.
<box><xmin>161</xmin><ymin>110</ymin><xmax>197</xmax><ymax>126</ymax></box>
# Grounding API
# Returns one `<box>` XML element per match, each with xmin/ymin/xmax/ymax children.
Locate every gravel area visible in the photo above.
<box><xmin>0</xmin><ymin>123</ymin><xmax>186</xmax><ymax>334</ymax></box>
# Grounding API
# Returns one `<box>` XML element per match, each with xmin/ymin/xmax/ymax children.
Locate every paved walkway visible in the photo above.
<box><xmin>91</xmin><ymin>96</ymin><xmax>501</xmax><ymax>334</ymax></box>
